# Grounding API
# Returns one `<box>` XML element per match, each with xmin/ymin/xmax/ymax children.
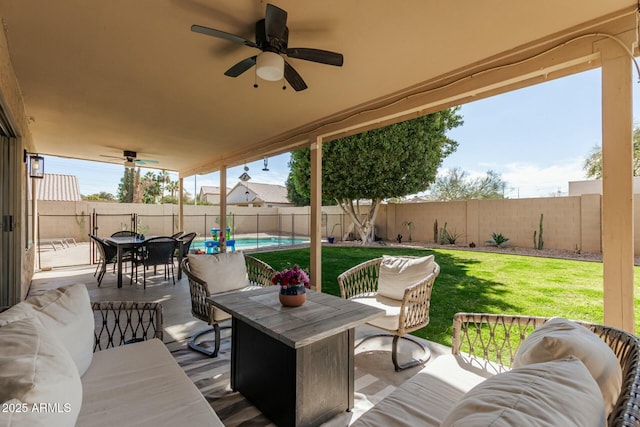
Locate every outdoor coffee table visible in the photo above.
<box><xmin>206</xmin><ymin>286</ymin><xmax>383</xmax><ymax>427</ymax></box>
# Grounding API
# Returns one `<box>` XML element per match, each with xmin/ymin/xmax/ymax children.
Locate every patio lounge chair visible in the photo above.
<box><xmin>338</xmin><ymin>255</ymin><xmax>440</xmax><ymax>371</ymax></box>
<box><xmin>181</xmin><ymin>252</ymin><xmax>275</xmax><ymax>357</ymax></box>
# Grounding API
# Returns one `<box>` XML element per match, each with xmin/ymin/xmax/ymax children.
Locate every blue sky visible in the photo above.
<box><xmin>45</xmin><ymin>67</ymin><xmax>640</xmax><ymax>199</ymax></box>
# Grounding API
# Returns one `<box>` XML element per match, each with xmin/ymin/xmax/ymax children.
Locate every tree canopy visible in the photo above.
<box><xmin>117</xmin><ymin>168</ymin><xmax>182</xmax><ymax>204</ymax></box>
<box><xmin>583</xmin><ymin>127</ymin><xmax>640</xmax><ymax>178</ymax></box>
<box><xmin>429</xmin><ymin>167</ymin><xmax>507</xmax><ymax>201</ymax></box>
<box><xmin>288</xmin><ymin>108</ymin><xmax>463</xmax><ymax>242</ymax></box>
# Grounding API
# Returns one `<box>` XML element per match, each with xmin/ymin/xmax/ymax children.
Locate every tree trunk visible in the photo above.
<box><xmin>132</xmin><ymin>168</ymin><xmax>154</xmax><ymax>203</ymax></box>
<box><xmin>337</xmin><ymin>198</ymin><xmax>381</xmax><ymax>244</ymax></box>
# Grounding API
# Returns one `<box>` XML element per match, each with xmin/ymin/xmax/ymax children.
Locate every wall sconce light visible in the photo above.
<box><xmin>262</xmin><ymin>156</ymin><xmax>269</xmax><ymax>171</ymax></box>
<box><xmin>24</xmin><ymin>150</ymin><xmax>45</xmax><ymax>179</ymax></box>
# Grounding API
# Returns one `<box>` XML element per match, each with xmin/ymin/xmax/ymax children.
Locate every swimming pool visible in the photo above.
<box><xmin>191</xmin><ymin>236</ymin><xmax>309</xmax><ymax>251</ymax></box>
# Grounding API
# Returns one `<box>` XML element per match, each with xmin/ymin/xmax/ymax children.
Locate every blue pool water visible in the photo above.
<box><xmin>191</xmin><ymin>236</ymin><xmax>309</xmax><ymax>251</ymax></box>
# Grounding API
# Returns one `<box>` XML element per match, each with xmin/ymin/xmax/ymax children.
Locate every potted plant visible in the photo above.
<box><xmin>327</xmin><ymin>223</ymin><xmax>340</xmax><ymax>244</ymax></box>
<box><xmin>271</xmin><ymin>265</ymin><xmax>311</xmax><ymax>307</ymax></box>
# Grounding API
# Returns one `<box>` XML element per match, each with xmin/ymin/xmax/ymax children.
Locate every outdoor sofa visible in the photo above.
<box><xmin>0</xmin><ymin>283</ymin><xmax>222</xmax><ymax>426</ymax></box>
<box><xmin>353</xmin><ymin>313</ymin><xmax>640</xmax><ymax>426</ymax></box>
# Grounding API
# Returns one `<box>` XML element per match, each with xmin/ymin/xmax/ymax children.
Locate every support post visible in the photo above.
<box><xmin>599</xmin><ymin>39</ymin><xmax>634</xmax><ymax>332</ymax></box>
<box><xmin>310</xmin><ymin>137</ymin><xmax>322</xmax><ymax>291</ymax></box>
<box><xmin>178</xmin><ymin>177</ymin><xmax>184</xmax><ymax>232</ymax></box>
<box><xmin>220</xmin><ymin>165</ymin><xmax>227</xmax><ymax>253</ymax></box>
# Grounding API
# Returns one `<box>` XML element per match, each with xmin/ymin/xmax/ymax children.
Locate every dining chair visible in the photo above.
<box><xmin>134</xmin><ymin>236</ymin><xmax>178</xmax><ymax>289</ymax></box>
<box><xmin>177</xmin><ymin>232</ymin><xmax>197</xmax><ymax>258</ymax></box>
<box><xmin>110</xmin><ymin>230</ymin><xmax>143</xmax><ymax>276</ymax></box>
<box><xmin>110</xmin><ymin>230</ymin><xmax>141</xmax><ymax>238</ymax></box>
<box><xmin>89</xmin><ymin>234</ymin><xmax>119</xmax><ymax>286</ymax></box>
<box><xmin>171</xmin><ymin>231</ymin><xmax>184</xmax><ymax>239</ymax></box>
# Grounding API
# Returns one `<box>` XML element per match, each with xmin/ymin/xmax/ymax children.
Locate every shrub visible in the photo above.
<box><xmin>486</xmin><ymin>232</ymin><xmax>509</xmax><ymax>248</ymax></box>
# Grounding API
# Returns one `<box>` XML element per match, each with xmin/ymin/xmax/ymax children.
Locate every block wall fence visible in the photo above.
<box><xmin>35</xmin><ymin>194</ymin><xmax>639</xmax><ymax>255</ymax></box>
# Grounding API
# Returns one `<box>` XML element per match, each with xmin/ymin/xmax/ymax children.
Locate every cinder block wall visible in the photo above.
<box><xmin>37</xmin><ymin>194</ymin><xmax>636</xmax><ymax>254</ymax></box>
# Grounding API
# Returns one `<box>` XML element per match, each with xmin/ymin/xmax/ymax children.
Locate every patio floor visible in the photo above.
<box><xmin>29</xmin><ymin>258</ymin><xmax>451</xmax><ymax>426</ymax></box>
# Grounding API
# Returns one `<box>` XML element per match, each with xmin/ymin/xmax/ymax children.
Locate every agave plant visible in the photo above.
<box><xmin>486</xmin><ymin>232</ymin><xmax>509</xmax><ymax>248</ymax></box>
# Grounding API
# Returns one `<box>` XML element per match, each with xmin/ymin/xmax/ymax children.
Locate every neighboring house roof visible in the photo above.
<box><xmin>199</xmin><ymin>186</ymin><xmax>228</xmax><ymax>196</ymax></box>
<box><xmin>227</xmin><ymin>181</ymin><xmax>291</xmax><ymax>205</ymax></box>
<box><xmin>35</xmin><ymin>174</ymin><xmax>81</xmax><ymax>201</ymax></box>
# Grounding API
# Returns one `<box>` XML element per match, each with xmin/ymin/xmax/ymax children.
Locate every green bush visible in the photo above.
<box><xmin>486</xmin><ymin>232</ymin><xmax>509</xmax><ymax>247</ymax></box>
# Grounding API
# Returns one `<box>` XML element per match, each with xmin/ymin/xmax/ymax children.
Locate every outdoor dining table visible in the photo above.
<box><xmin>105</xmin><ymin>236</ymin><xmax>184</xmax><ymax>288</ymax></box>
<box><xmin>207</xmin><ymin>286</ymin><xmax>384</xmax><ymax>426</ymax></box>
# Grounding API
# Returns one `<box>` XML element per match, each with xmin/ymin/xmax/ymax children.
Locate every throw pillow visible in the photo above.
<box><xmin>0</xmin><ymin>316</ymin><xmax>82</xmax><ymax>427</ymax></box>
<box><xmin>377</xmin><ymin>255</ymin><xmax>435</xmax><ymax>300</ymax></box>
<box><xmin>441</xmin><ymin>357</ymin><xmax>605</xmax><ymax>427</ymax></box>
<box><xmin>0</xmin><ymin>284</ymin><xmax>94</xmax><ymax>377</ymax></box>
<box><xmin>187</xmin><ymin>251</ymin><xmax>248</xmax><ymax>293</ymax></box>
<box><xmin>512</xmin><ymin>317</ymin><xmax>622</xmax><ymax>415</ymax></box>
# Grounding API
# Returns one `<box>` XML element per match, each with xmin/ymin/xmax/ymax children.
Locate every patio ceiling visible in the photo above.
<box><xmin>0</xmin><ymin>1</ymin><xmax>636</xmax><ymax>176</ymax></box>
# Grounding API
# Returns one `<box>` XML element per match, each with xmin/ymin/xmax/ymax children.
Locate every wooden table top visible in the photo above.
<box><xmin>207</xmin><ymin>286</ymin><xmax>383</xmax><ymax>349</ymax></box>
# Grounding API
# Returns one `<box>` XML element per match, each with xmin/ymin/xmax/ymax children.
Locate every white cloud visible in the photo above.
<box><xmin>500</xmin><ymin>159</ymin><xmax>586</xmax><ymax>198</ymax></box>
<box><xmin>436</xmin><ymin>158</ymin><xmax>588</xmax><ymax>198</ymax></box>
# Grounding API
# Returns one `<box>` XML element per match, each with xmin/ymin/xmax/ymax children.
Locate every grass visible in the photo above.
<box><xmin>251</xmin><ymin>246</ymin><xmax>640</xmax><ymax>348</ymax></box>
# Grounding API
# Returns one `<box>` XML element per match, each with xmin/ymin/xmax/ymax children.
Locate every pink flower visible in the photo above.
<box><xmin>272</xmin><ymin>265</ymin><xmax>310</xmax><ymax>289</ymax></box>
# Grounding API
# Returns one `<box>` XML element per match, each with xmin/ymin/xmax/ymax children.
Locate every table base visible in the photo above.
<box><xmin>231</xmin><ymin>318</ymin><xmax>353</xmax><ymax>427</ymax></box>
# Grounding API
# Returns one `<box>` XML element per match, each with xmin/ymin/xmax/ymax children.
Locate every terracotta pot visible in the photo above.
<box><xmin>279</xmin><ymin>284</ymin><xmax>307</xmax><ymax>307</ymax></box>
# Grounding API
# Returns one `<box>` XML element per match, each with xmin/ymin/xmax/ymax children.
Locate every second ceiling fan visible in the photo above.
<box><xmin>191</xmin><ymin>3</ymin><xmax>343</xmax><ymax>91</ymax></box>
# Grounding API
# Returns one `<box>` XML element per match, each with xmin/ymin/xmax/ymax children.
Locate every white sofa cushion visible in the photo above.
<box><xmin>441</xmin><ymin>357</ymin><xmax>606</xmax><ymax>427</ymax></box>
<box><xmin>0</xmin><ymin>284</ymin><xmax>94</xmax><ymax>377</ymax></box>
<box><xmin>188</xmin><ymin>252</ymin><xmax>248</xmax><ymax>294</ymax></box>
<box><xmin>377</xmin><ymin>255</ymin><xmax>434</xmax><ymax>300</ymax></box>
<box><xmin>0</xmin><ymin>317</ymin><xmax>82</xmax><ymax>427</ymax></box>
<box><xmin>512</xmin><ymin>317</ymin><xmax>622</xmax><ymax>415</ymax></box>
<box><xmin>352</xmin><ymin>353</ymin><xmax>504</xmax><ymax>427</ymax></box>
<box><xmin>77</xmin><ymin>338</ymin><xmax>223</xmax><ymax>426</ymax></box>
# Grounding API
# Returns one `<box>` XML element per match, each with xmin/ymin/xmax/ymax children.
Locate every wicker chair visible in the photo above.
<box><xmin>338</xmin><ymin>255</ymin><xmax>440</xmax><ymax>371</ymax></box>
<box><xmin>451</xmin><ymin>313</ymin><xmax>640</xmax><ymax>427</ymax></box>
<box><xmin>181</xmin><ymin>253</ymin><xmax>275</xmax><ymax>357</ymax></box>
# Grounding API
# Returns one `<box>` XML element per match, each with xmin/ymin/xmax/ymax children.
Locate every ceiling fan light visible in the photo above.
<box><xmin>256</xmin><ymin>52</ymin><xmax>284</xmax><ymax>81</ymax></box>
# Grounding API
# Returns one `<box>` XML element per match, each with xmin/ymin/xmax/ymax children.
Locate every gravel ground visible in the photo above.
<box><xmin>344</xmin><ymin>240</ymin><xmax>640</xmax><ymax>265</ymax></box>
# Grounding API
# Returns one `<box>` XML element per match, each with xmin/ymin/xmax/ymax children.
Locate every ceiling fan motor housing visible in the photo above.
<box><xmin>123</xmin><ymin>150</ymin><xmax>137</xmax><ymax>161</ymax></box>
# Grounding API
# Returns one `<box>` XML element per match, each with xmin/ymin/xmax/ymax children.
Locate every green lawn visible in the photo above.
<box><xmin>251</xmin><ymin>246</ymin><xmax>640</xmax><ymax>348</ymax></box>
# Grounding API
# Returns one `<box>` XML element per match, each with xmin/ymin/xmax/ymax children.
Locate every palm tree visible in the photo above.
<box><xmin>167</xmin><ymin>180</ymin><xmax>179</xmax><ymax>198</ymax></box>
<box><xmin>157</xmin><ymin>169</ymin><xmax>170</xmax><ymax>198</ymax></box>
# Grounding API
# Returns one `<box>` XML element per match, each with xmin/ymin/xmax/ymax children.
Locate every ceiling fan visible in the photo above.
<box><xmin>100</xmin><ymin>150</ymin><xmax>159</xmax><ymax>168</ymax></box>
<box><xmin>191</xmin><ymin>3</ymin><xmax>343</xmax><ymax>91</ymax></box>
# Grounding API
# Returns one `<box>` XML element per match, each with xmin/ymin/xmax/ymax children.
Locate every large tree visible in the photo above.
<box><xmin>583</xmin><ymin>127</ymin><xmax>640</xmax><ymax>178</ymax></box>
<box><xmin>288</xmin><ymin>108</ymin><xmax>463</xmax><ymax>242</ymax></box>
<box><xmin>117</xmin><ymin>168</ymin><xmax>162</xmax><ymax>203</ymax></box>
<box><xmin>430</xmin><ymin>167</ymin><xmax>507</xmax><ymax>201</ymax></box>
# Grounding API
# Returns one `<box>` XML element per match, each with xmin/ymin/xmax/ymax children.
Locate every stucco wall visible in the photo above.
<box><xmin>36</xmin><ymin>194</ymin><xmax>636</xmax><ymax>254</ymax></box>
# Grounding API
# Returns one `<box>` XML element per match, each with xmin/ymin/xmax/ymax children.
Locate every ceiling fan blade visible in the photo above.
<box><xmin>284</xmin><ymin>61</ymin><xmax>307</xmax><ymax>91</ymax></box>
<box><xmin>286</xmin><ymin>48</ymin><xmax>343</xmax><ymax>66</ymax></box>
<box><xmin>99</xmin><ymin>154</ymin><xmax>124</xmax><ymax>160</ymax></box>
<box><xmin>224</xmin><ymin>56</ymin><xmax>257</xmax><ymax>77</ymax></box>
<box><xmin>265</xmin><ymin>4</ymin><xmax>287</xmax><ymax>43</ymax></box>
<box><xmin>135</xmin><ymin>159</ymin><xmax>159</xmax><ymax>165</ymax></box>
<box><xmin>191</xmin><ymin>24</ymin><xmax>258</xmax><ymax>49</ymax></box>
